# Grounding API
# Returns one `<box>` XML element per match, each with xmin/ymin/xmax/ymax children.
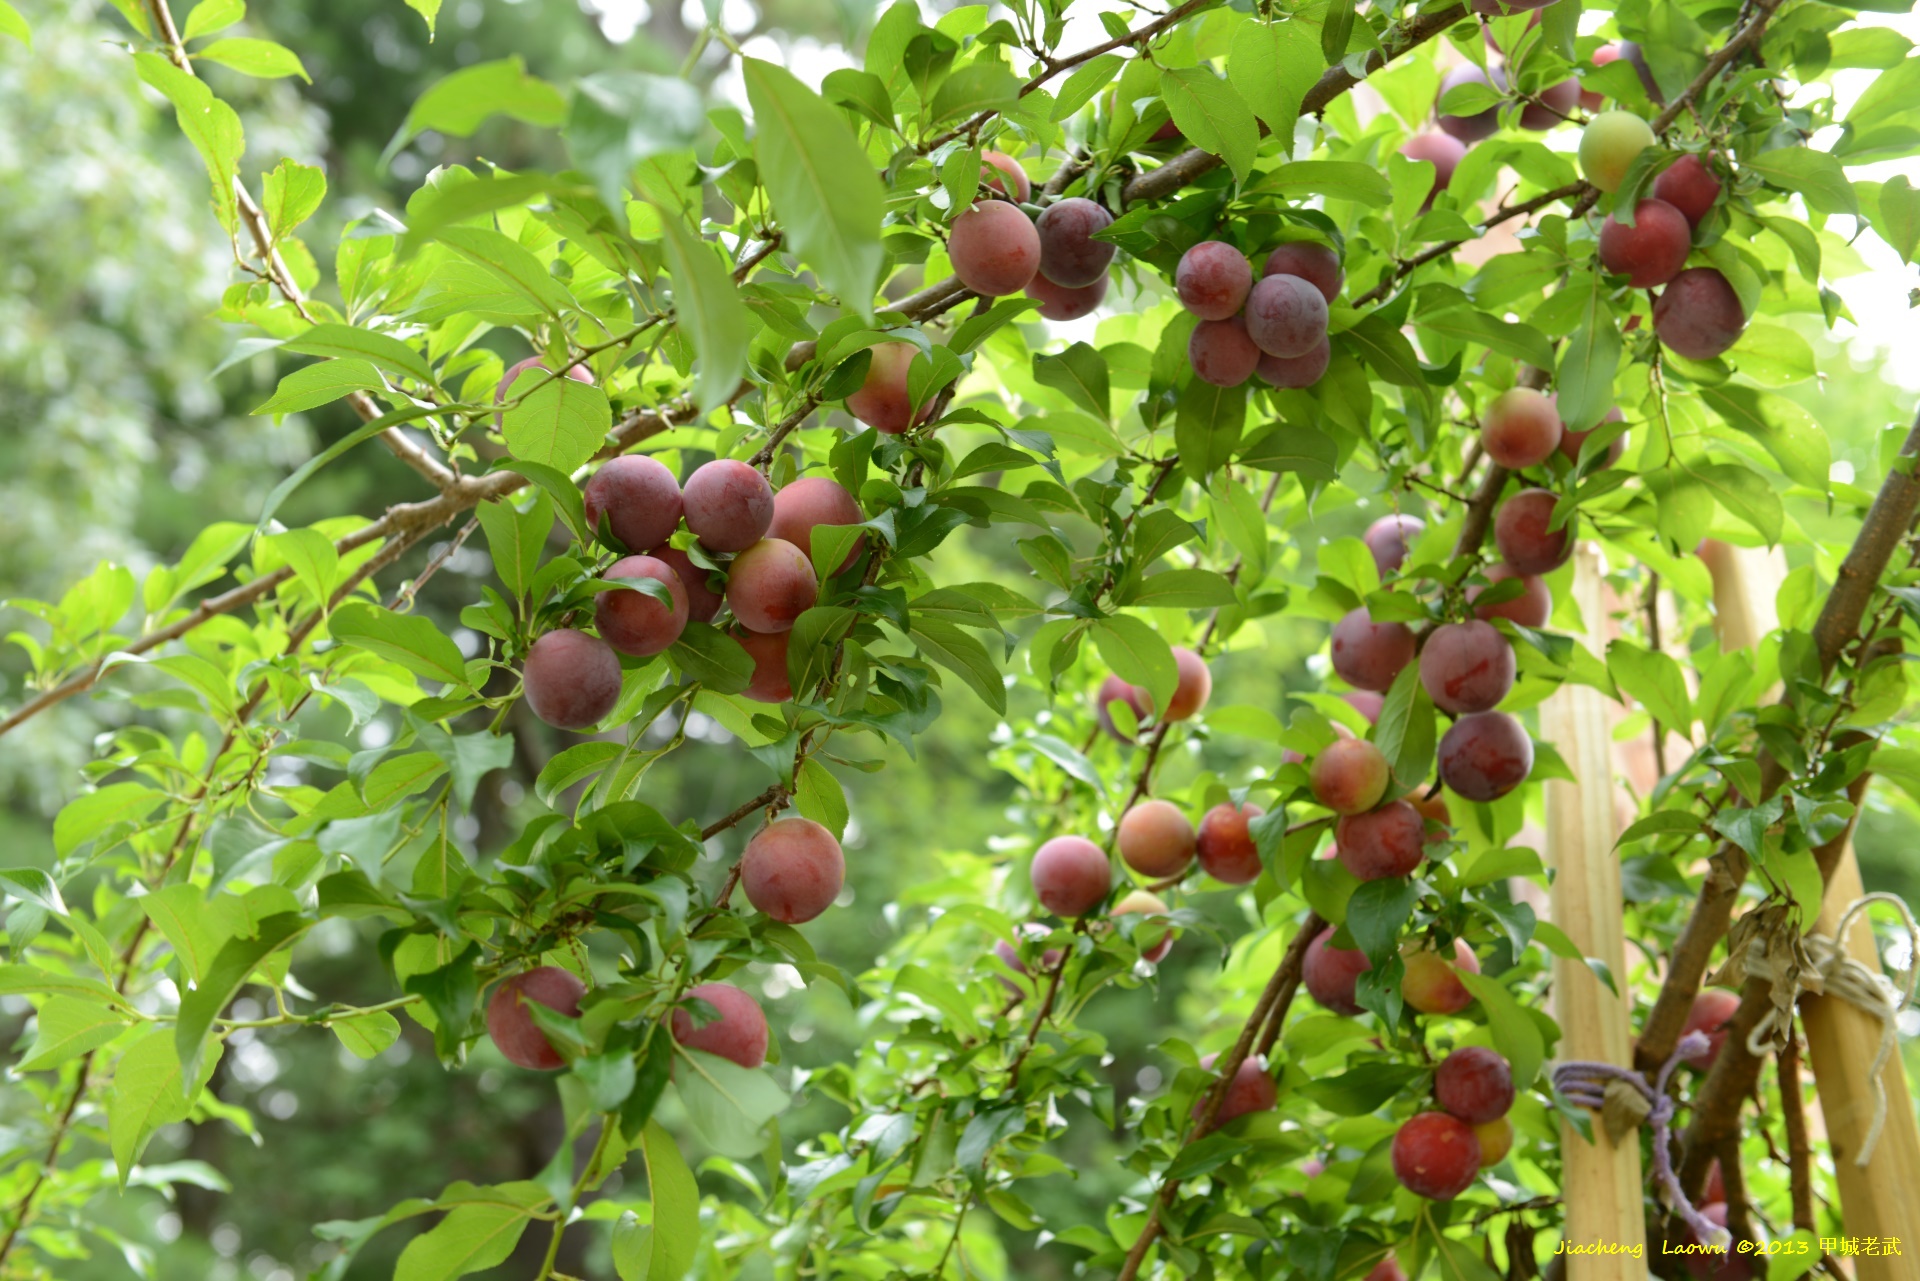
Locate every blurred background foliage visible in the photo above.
<box><xmin>0</xmin><ymin>1</ymin><xmax>1915</xmax><ymax>1278</ymax></box>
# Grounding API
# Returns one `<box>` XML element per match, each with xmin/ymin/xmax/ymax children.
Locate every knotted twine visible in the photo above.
<box><xmin>1729</xmin><ymin>891</ymin><xmax>1920</xmax><ymax>1167</ymax></box>
<box><xmin>1553</xmin><ymin>1031</ymin><xmax>1726</xmax><ymax>1249</ymax></box>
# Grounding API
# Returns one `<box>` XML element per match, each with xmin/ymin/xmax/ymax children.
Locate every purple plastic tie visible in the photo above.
<box><xmin>1551</xmin><ymin>1030</ymin><xmax>1726</xmax><ymax>1247</ymax></box>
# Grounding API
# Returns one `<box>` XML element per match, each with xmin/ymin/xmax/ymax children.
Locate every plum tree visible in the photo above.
<box><xmin>1599</xmin><ymin>198</ymin><xmax>1693</xmax><ymax>287</ymax></box>
<box><xmin>1392</xmin><ymin>1112</ymin><xmax>1482</xmax><ymax>1200</ymax></box>
<box><xmin>1681</xmin><ymin>988</ymin><xmax>1742</xmax><ymax>1068</ymax></box>
<box><xmin>522</xmin><ymin>629</ymin><xmax>623</xmax><ymax>730</ymax></box>
<box><xmin>1188</xmin><ymin>316</ymin><xmax>1261</xmax><ymax>387</ymax></box>
<box><xmin>1311</xmin><ymin>738</ymin><xmax>1390</xmax><ymax>815</ymax></box>
<box><xmin>1436</xmin><ymin>65</ymin><xmax>1499</xmax><ymax>143</ymax></box>
<box><xmin>741</xmin><ymin>816</ymin><xmax>845</xmax><ymax>924</ymax></box>
<box><xmin>1398</xmin><ymin>132</ymin><xmax>1467</xmax><ymax>206</ymax></box>
<box><xmin>1095</xmin><ymin>673</ymin><xmax>1153</xmax><ymax>742</ymax></box>
<box><xmin>494</xmin><ymin>356</ymin><xmax>592</xmax><ymax>429</ymax></box>
<box><xmin>1654</xmin><ymin>267</ymin><xmax>1747</xmax><ymax>360</ymax></box>
<box><xmin>1480</xmin><ymin>387</ymin><xmax>1564</xmax><ymax>469</ymax></box>
<box><xmin>1034</xmin><ymin>197</ymin><xmax>1116</xmax><ymax>288</ymax></box>
<box><xmin>582</xmin><ymin>454</ymin><xmax>683</xmax><ymax>553</ymax></box>
<box><xmin>1166</xmin><ymin>646</ymin><xmax>1212</xmax><ymax>721</ymax></box>
<box><xmin>1653</xmin><ymin>152</ymin><xmax>1723</xmax><ymax>228</ymax></box>
<box><xmin>1438</xmin><ymin>711</ymin><xmax>1535</xmax><ymax>800</ymax></box>
<box><xmin>1111</xmin><ymin>889</ymin><xmax>1174</xmax><ymax>963</ymax></box>
<box><xmin>768</xmin><ymin>476</ymin><xmax>864</xmax><ymax>573</ymax></box>
<box><xmin>1031</xmin><ymin>835</ymin><xmax>1111</xmax><ymax>915</ymax></box>
<box><xmin>1196</xmin><ymin>802</ymin><xmax>1264</xmax><ymax>884</ymax></box>
<box><xmin>1335</xmin><ymin>800</ymin><xmax>1426</xmax><ymax>880</ymax></box>
<box><xmin>1556</xmin><ymin>403</ymin><xmax>1627</xmax><ymax>467</ymax></box>
<box><xmin>1175</xmin><ymin>241</ymin><xmax>1253</xmax><ymax>320</ymax></box>
<box><xmin>485</xmin><ymin>967</ymin><xmax>588</xmax><ymax>1071</ymax></box>
<box><xmin>1418</xmin><ymin>620</ymin><xmax>1517</xmax><ymax>714</ymax></box>
<box><xmin>1433</xmin><ymin>1046</ymin><xmax>1515</xmax><ymax>1123</ymax></box>
<box><xmin>1245</xmin><ymin>272</ymin><xmax>1329</xmax><ymax>358</ymax></box>
<box><xmin>1402</xmin><ymin>940</ymin><xmax>1481</xmax><ymax>1015</ymax></box>
<box><xmin>1364</xmin><ymin>513</ymin><xmax>1426</xmax><ymax>577</ymax></box>
<box><xmin>726</xmin><ymin>538</ymin><xmax>818</xmax><ymax>633</ymax></box>
<box><xmin>1261</xmin><ymin>241</ymin><xmax>1343</xmax><ymax>302</ymax></box>
<box><xmin>1579</xmin><ymin>110</ymin><xmax>1655</xmax><ymax>192</ymax></box>
<box><xmin>980</xmin><ymin>150</ymin><xmax>1030</xmax><ymax>202</ymax></box>
<box><xmin>650</xmin><ymin>546</ymin><xmax>725</xmax><ymax>624</ymax></box>
<box><xmin>595</xmin><ymin>555</ymin><xmax>691</xmax><ymax>656</ymax></box>
<box><xmin>734</xmin><ymin>627</ymin><xmax>792</xmax><ymax>703</ymax></box>
<box><xmin>1493</xmin><ymin>487</ymin><xmax>1574</xmax><ymax>574</ymax></box>
<box><xmin>1194</xmin><ymin>1054</ymin><xmax>1278</xmax><ymax>1125</ymax></box>
<box><xmin>670</xmin><ymin>982</ymin><xmax>770</xmax><ymax>1069</ymax></box>
<box><xmin>1304</xmin><ymin>928</ymin><xmax>1371</xmax><ymax>1015</ymax></box>
<box><xmin>1256</xmin><ymin>337</ymin><xmax>1331</xmax><ymax>389</ymax></box>
<box><xmin>683</xmin><ymin>459</ymin><xmax>775</xmax><ymax>553</ymax></box>
<box><xmin>1330</xmin><ymin>606</ymin><xmax>1417</xmax><ymax>691</ymax></box>
<box><xmin>846</xmin><ymin>342</ymin><xmax>929</xmax><ymax>434</ymax></box>
<box><xmin>1473</xmin><ymin>1117</ymin><xmax>1515</xmax><ymax>1167</ymax></box>
<box><xmin>1027</xmin><ymin>272</ymin><xmax>1108</xmax><ymax>322</ymax></box>
<box><xmin>1518</xmin><ymin>78</ymin><xmax>1580</xmax><ymax>130</ymax></box>
<box><xmin>949</xmin><ymin>200</ymin><xmax>1042</xmax><ymax>297</ymax></box>
<box><xmin>1118</xmin><ymin>799</ymin><xmax>1195</xmax><ymax>877</ymax></box>
<box><xmin>1470</xmin><ymin>563</ymin><xmax>1553</xmax><ymax>628</ymax></box>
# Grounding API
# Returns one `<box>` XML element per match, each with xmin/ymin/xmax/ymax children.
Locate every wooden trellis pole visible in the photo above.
<box><xmin>1705</xmin><ymin>541</ymin><xmax>1920</xmax><ymax>1276</ymax></box>
<box><xmin>1543</xmin><ymin>543</ymin><xmax>1645</xmax><ymax>1274</ymax></box>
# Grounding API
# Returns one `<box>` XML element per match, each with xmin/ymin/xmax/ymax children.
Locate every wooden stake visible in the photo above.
<box><xmin>1543</xmin><ymin>544</ymin><xmax>1645</xmax><ymax>1274</ymax></box>
<box><xmin>1704</xmin><ymin>541</ymin><xmax>1920</xmax><ymax>1275</ymax></box>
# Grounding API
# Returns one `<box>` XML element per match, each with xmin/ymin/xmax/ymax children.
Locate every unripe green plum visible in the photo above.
<box><xmin>1118</xmin><ymin>799</ymin><xmax>1196</xmax><ymax>877</ymax></box>
<box><xmin>1474</xmin><ymin>1116</ymin><xmax>1515</xmax><ymax>1166</ymax></box>
<box><xmin>1027</xmin><ymin>272</ymin><xmax>1108</xmax><ymax>321</ymax></box>
<box><xmin>1111</xmin><ymin>889</ymin><xmax>1174</xmax><ymax>962</ymax></box>
<box><xmin>1654</xmin><ymin>267</ymin><xmax>1746</xmax><ymax>361</ymax></box>
<box><xmin>486</xmin><ymin>966</ymin><xmax>587</xmax><ymax>1070</ymax></box>
<box><xmin>1599</xmin><ymin>198</ymin><xmax>1693</xmax><ymax>287</ymax></box>
<box><xmin>1578</xmin><ymin>110</ymin><xmax>1654</xmax><ymax>193</ymax></box>
<box><xmin>1196</xmin><ymin>801</ymin><xmax>1264</xmax><ymax>884</ymax></box>
<box><xmin>1189</xmin><ymin>316</ymin><xmax>1260</xmax><ymax>387</ymax></box>
<box><xmin>595</xmin><ymin>555</ymin><xmax>690</xmax><ymax>657</ymax></box>
<box><xmin>582</xmin><ymin>454</ymin><xmax>683</xmax><ymax>553</ymax></box>
<box><xmin>733</xmin><ymin>626</ymin><xmax>792</xmax><ymax>703</ymax></box>
<box><xmin>1393</xmin><ymin>1111</ymin><xmax>1482</xmax><ymax>1200</ymax></box>
<box><xmin>1438</xmin><ymin>711</ymin><xmax>1534</xmax><ymax>801</ymax></box>
<box><xmin>1402</xmin><ymin>937</ymin><xmax>1481</xmax><ymax>1014</ymax></box>
<box><xmin>523</xmin><ymin>628</ymin><xmax>623</xmax><ymax>730</ymax></box>
<box><xmin>1031</xmin><ymin>835</ymin><xmax>1111</xmax><ymax>916</ymax></box>
<box><xmin>670</xmin><ymin>982</ymin><xmax>769</xmax><ymax>1068</ymax></box>
<box><xmin>768</xmin><ymin>476</ymin><xmax>864</xmax><ymax>573</ymax></box>
<box><xmin>1311</xmin><ymin>738</ymin><xmax>1391</xmax><ymax>815</ymax></box>
<box><xmin>1261</xmin><ymin>241</ymin><xmax>1343</xmax><ymax>302</ymax></box>
<box><xmin>683</xmin><ymin>459</ymin><xmax>774</xmax><ymax>553</ymax></box>
<box><xmin>726</xmin><ymin>538</ymin><xmax>818</xmax><ymax>634</ymax></box>
<box><xmin>1480</xmin><ymin>387</ymin><xmax>1563</xmax><ymax>469</ymax></box>
<box><xmin>846</xmin><ymin>342</ymin><xmax>929</xmax><ymax>434</ymax></box>
<box><xmin>1175</xmin><ymin>241</ymin><xmax>1252</xmax><ymax>321</ymax></box>
<box><xmin>949</xmin><ymin>201</ymin><xmax>1042</xmax><ymax>297</ymax></box>
<box><xmin>1034</xmin><ymin>196</ymin><xmax>1116</xmax><ymax>288</ymax></box>
<box><xmin>742</xmin><ymin>816</ymin><xmax>844</xmax><ymax>923</ymax></box>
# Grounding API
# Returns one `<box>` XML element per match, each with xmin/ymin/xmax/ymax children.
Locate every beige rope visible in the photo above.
<box><xmin>1741</xmin><ymin>892</ymin><xmax>1920</xmax><ymax>1166</ymax></box>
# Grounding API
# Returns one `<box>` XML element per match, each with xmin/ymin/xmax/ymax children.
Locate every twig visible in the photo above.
<box><xmin>1780</xmin><ymin>1032</ymin><xmax>1815</xmax><ymax>1233</ymax></box>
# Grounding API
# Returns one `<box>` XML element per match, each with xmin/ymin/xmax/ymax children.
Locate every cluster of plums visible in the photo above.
<box><xmin>519</xmin><ymin>452</ymin><xmax>870</xmax><ymax>728</ymax></box>
<box><xmin>1178</xmin><ymin>239</ymin><xmax>1341</xmax><ymax>390</ymax></box>
<box><xmin>1391</xmin><ymin>1045</ymin><xmax>1518</xmax><ymax>1200</ymax></box>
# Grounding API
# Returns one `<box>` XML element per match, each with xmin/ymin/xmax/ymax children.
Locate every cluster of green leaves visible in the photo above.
<box><xmin>2</xmin><ymin>0</ymin><xmax>1918</xmax><ymax>1278</ymax></box>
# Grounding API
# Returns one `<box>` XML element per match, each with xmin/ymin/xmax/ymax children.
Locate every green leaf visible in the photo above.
<box><xmin>19</xmin><ymin>995</ymin><xmax>128</xmax><ymax>1072</ymax></box>
<box><xmin>1606</xmin><ymin>641</ymin><xmax>1692</xmax><ymax>735</ymax></box>
<box><xmin>284</xmin><ymin>324</ymin><xmax>433</xmax><ymax>386</ymax></box>
<box><xmin>175</xmin><ymin>912</ymin><xmax>306</xmax><ymax>1082</ymax></box>
<box><xmin>394</xmin><ymin>1181</ymin><xmax>549</xmax><ymax>1281</ymax></box>
<box><xmin>1175</xmin><ymin>378</ymin><xmax>1246</xmax><ymax>480</ymax></box>
<box><xmin>743</xmin><ymin>58</ymin><xmax>886</xmax><ymax>322</ymax></box>
<box><xmin>1699</xmin><ymin>386</ymin><xmax>1829</xmax><ymax>491</ymax></box>
<box><xmin>1425</xmin><ymin>1217</ymin><xmax>1504</xmax><ymax>1281</ymax></box>
<box><xmin>434</xmin><ymin>225</ymin><xmax>577</xmax><ymax>318</ymax></box>
<box><xmin>332</xmin><ymin>1010</ymin><xmax>402</xmax><ymax>1060</ymax></box>
<box><xmin>673</xmin><ymin>1046</ymin><xmax>790</xmax><ymax>1157</ymax></box>
<box><xmin>1557</xmin><ymin>286</ymin><xmax>1620</xmax><ymax>432</ymax></box>
<box><xmin>267</xmin><ymin>526</ymin><xmax>342</xmax><ymax>609</ymax></box>
<box><xmin>1261</xmin><ymin>160</ymin><xmax>1392</xmax><ymax>206</ymax></box>
<box><xmin>1051</xmin><ymin>54</ymin><xmax>1122</xmax><ymax>122</ymax></box>
<box><xmin>911</xmin><ymin>617</ymin><xmax>1006</xmax><ymax>714</ymax></box>
<box><xmin>255</xmin><ymin>406</ymin><xmax>440</xmax><ymax>532</ymax></box>
<box><xmin>1346</xmin><ymin>878</ymin><xmax>1417</xmax><ymax>963</ymax></box>
<box><xmin>1695</xmin><ymin>463</ymin><xmax>1783</xmax><ymax>544</ymax></box>
<box><xmin>1160</xmin><ymin>67</ymin><xmax>1259</xmax><ymax>183</ymax></box>
<box><xmin>1228</xmin><ymin>18</ymin><xmax>1321</xmax><ymax>142</ymax></box>
<box><xmin>671</xmin><ymin>622</ymin><xmax>755</xmax><ymax>695</ymax></box>
<box><xmin>656</xmin><ymin>207</ymin><xmax>751</xmax><ymax>413</ymax></box>
<box><xmin>260</xmin><ymin>159</ymin><xmax>326</xmax><ymax>240</ymax></box>
<box><xmin>566</xmin><ymin>71</ymin><xmax>705</xmax><ymax>209</ymax></box>
<box><xmin>109</xmin><ymin>1029</ymin><xmax>220</xmax><ymax>1184</ymax></box>
<box><xmin>1091</xmin><ymin>615</ymin><xmax>1177</xmax><ymax>712</ymax></box>
<box><xmin>194</xmin><ymin>36</ymin><xmax>308</xmax><ymax>81</ymax></box>
<box><xmin>179</xmin><ymin>0</ymin><xmax>241</xmax><ymax>41</ymax></box>
<box><xmin>502</xmin><ymin>372</ymin><xmax>610</xmax><ymax>476</ymax></box>
<box><xmin>929</xmin><ymin>59</ymin><xmax>1021</xmax><ymax>122</ymax></box>
<box><xmin>405</xmin><ymin>0</ymin><xmax>441</xmax><ymax>34</ymax></box>
<box><xmin>330</xmin><ymin>601</ymin><xmax>471</xmax><ymax>688</ymax></box>
<box><xmin>1417</xmin><ymin>306</ymin><xmax>1555</xmax><ymax>370</ymax></box>
<box><xmin>1124</xmin><ymin>569</ymin><xmax>1238</xmax><ymax>608</ymax></box>
<box><xmin>54</xmin><ymin>783</ymin><xmax>165</xmax><ymax>856</ymax></box>
<box><xmin>133</xmin><ymin>53</ymin><xmax>244</xmax><ymax>231</ymax></box>
<box><xmin>399</xmin><ymin>57</ymin><xmax>566</xmax><ymax>146</ymax></box>
<box><xmin>1032</xmin><ymin>342</ymin><xmax>1110</xmax><ymax>420</ymax></box>
<box><xmin>637</xmin><ymin>1122</ymin><xmax>700</xmax><ymax>1281</ymax></box>
<box><xmin>1238</xmin><ymin>424</ymin><xmax>1338</xmax><ymax>479</ymax></box>
<box><xmin>1456</xmin><ymin>970</ymin><xmax>1546</xmax><ymax>1088</ymax></box>
<box><xmin>1876</xmin><ymin>175</ymin><xmax>1920</xmax><ymax>264</ymax></box>
<box><xmin>1341</xmin><ymin>313</ymin><xmax>1424</xmax><ymax>388</ymax></box>
<box><xmin>1302</xmin><ymin>1062</ymin><xmax>1424</xmax><ymax>1115</ymax></box>
<box><xmin>474</xmin><ymin>490</ymin><xmax>551</xmax><ymax>599</ymax></box>
<box><xmin>824</xmin><ymin>67</ymin><xmax>896</xmax><ymax>129</ymax></box>
<box><xmin>253</xmin><ymin>358</ymin><xmax>383</xmax><ymax>416</ymax></box>
<box><xmin>1746</xmin><ymin>146</ymin><xmax>1858</xmax><ymax>218</ymax></box>
<box><xmin>1374</xmin><ymin>662</ymin><xmax>1436</xmax><ymax>789</ymax></box>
